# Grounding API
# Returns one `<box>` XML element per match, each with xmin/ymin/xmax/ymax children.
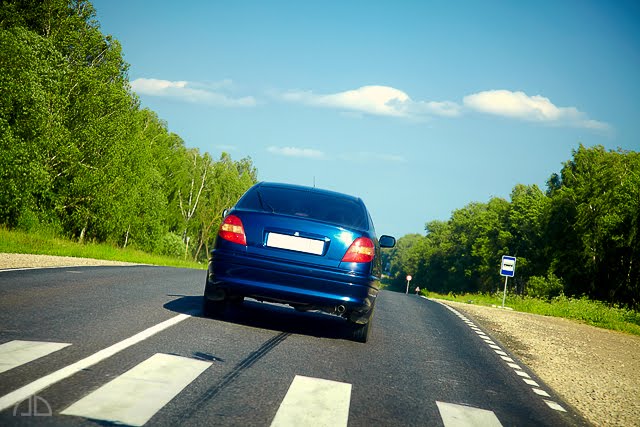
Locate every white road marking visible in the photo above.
<box><xmin>270</xmin><ymin>375</ymin><xmax>351</xmax><ymax>427</ymax></box>
<box><xmin>436</xmin><ymin>401</ymin><xmax>503</xmax><ymax>427</ymax></box>
<box><xmin>432</xmin><ymin>300</ymin><xmax>571</xmax><ymax>417</ymax></box>
<box><xmin>61</xmin><ymin>353</ymin><xmax>210</xmax><ymax>426</ymax></box>
<box><xmin>0</xmin><ymin>314</ymin><xmax>190</xmax><ymax>412</ymax></box>
<box><xmin>532</xmin><ymin>388</ymin><xmax>551</xmax><ymax>397</ymax></box>
<box><xmin>0</xmin><ymin>340</ymin><xmax>71</xmax><ymax>374</ymax></box>
<box><xmin>544</xmin><ymin>400</ymin><xmax>567</xmax><ymax>412</ymax></box>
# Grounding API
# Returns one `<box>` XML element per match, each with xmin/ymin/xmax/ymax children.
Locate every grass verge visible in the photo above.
<box><xmin>429</xmin><ymin>291</ymin><xmax>640</xmax><ymax>337</ymax></box>
<box><xmin>0</xmin><ymin>227</ymin><xmax>205</xmax><ymax>270</ymax></box>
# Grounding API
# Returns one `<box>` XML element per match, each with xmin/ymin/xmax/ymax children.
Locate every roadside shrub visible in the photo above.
<box><xmin>157</xmin><ymin>232</ymin><xmax>185</xmax><ymax>258</ymax></box>
<box><xmin>527</xmin><ymin>273</ymin><xmax>564</xmax><ymax>299</ymax></box>
<box><xmin>16</xmin><ymin>209</ymin><xmax>39</xmax><ymax>232</ymax></box>
<box><xmin>16</xmin><ymin>209</ymin><xmax>63</xmax><ymax>238</ymax></box>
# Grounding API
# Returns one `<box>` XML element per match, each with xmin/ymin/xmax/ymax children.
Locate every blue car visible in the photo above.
<box><xmin>203</xmin><ymin>182</ymin><xmax>395</xmax><ymax>342</ymax></box>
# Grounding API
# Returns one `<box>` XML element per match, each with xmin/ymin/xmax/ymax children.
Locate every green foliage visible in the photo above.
<box><xmin>388</xmin><ymin>145</ymin><xmax>640</xmax><ymax>310</ymax></box>
<box><xmin>547</xmin><ymin>145</ymin><xmax>640</xmax><ymax>306</ymax></box>
<box><xmin>0</xmin><ymin>226</ymin><xmax>203</xmax><ymax>269</ymax></box>
<box><xmin>527</xmin><ymin>273</ymin><xmax>564</xmax><ymax>300</ymax></box>
<box><xmin>431</xmin><ymin>292</ymin><xmax>640</xmax><ymax>336</ymax></box>
<box><xmin>157</xmin><ymin>233</ymin><xmax>185</xmax><ymax>258</ymax></box>
<box><xmin>0</xmin><ymin>1</ymin><xmax>257</xmax><ymax>262</ymax></box>
<box><xmin>15</xmin><ymin>209</ymin><xmax>40</xmax><ymax>233</ymax></box>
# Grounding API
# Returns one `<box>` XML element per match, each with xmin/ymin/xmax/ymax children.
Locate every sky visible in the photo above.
<box><xmin>91</xmin><ymin>0</ymin><xmax>640</xmax><ymax>239</ymax></box>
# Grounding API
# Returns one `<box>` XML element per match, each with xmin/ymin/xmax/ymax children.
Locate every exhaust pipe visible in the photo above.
<box><xmin>336</xmin><ymin>305</ymin><xmax>346</xmax><ymax>314</ymax></box>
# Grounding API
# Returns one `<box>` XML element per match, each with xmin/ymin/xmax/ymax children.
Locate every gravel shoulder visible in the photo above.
<box><xmin>1</xmin><ymin>254</ymin><xmax>638</xmax><ymax>426</ymax></box>
<box><xmin>0</xmin><ymin>253</ymin><xmax>140</xmax><ymax>270</ymax></box>
<box><xmin>440</xmin><ymin>300</ymin><xmax>640</xmax><ymax>427</ymax></box>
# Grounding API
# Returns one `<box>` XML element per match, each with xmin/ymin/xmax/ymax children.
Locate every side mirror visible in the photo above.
<box><xmin>379</xmin><ymin>235</ymin><xmax>396</xmax><ymax>248</ymax></box>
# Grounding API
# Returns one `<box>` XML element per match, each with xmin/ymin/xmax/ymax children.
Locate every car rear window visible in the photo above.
<box><xmin>237</xmin><ymin>186</ymin><xmax>369</xmax><ymax>230</ymax></box>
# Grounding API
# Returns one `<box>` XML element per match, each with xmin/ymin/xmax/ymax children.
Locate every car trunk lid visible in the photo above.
<box><xmin>238</xmin><ymin>210</ymin><xmax>363</xmax><ymax>269</ymax></box>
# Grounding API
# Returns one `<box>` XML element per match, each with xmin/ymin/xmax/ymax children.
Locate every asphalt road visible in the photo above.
<box><xmin>0</xmin><ymin>266</ymin><xmax>588</xmax><ymax>426</ymax></box>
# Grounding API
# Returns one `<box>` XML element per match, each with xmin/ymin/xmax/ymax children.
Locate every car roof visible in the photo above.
<box><xmin>255</xmin><ymin>182</ymin><xmax>364</xmax><ymax>205</ymax></box>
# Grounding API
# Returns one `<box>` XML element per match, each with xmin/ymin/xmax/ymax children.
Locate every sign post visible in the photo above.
<box><xmin>499</xmin><ymin>256</ymin><xmax>516</xmax><ymax>308</ymax></box>
<box><xmin>405</xmin><ymin>275</ymin><xmax>412</xmax><ymax>294</ymax></box>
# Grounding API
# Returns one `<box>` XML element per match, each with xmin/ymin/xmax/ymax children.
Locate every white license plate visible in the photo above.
<box><xmin>266</xmin><ymin>233</ymin><xmax>325</xmax><ymax>255</ymax></box>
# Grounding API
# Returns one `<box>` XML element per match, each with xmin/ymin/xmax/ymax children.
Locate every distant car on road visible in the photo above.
<box><xmin>203</xmin><ymin>182</ymin><xmax>395</xmax><ymax>342</ymax></box>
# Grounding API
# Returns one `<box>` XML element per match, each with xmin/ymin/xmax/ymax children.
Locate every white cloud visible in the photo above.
<box><xmin>131</xmin><ymin>78</ymin><xmax>256</xmax><ymax>107</ymax></box>
<box><xmin>320</xmin><ymin>86</ymin><xmax>409</xmax><ymax>117</ymax></box>
<box><xmin>132</xmin><ymin>79</ymin><xmax>608</xmax><ymax>131</ymax></box>
<box><xmin>412</xmin><ymin>100</ymin><xmax>461</xmax><ymax>118</ymax></box>
<box><xmin>267</xmin><ymin>146</ymin><xmax>325</xmax><ymax>159</ymax></box>
<box><xmin>279</xmin><ymin>85</ymin><xmax>461</xmax><ymax>119</ymax></box>
<box><xmin>368</xmin><ymin>152</ymin><xmax>407</xmax><ymax>163</ymax></box>
<box><xmin>277</xmin><ymin>85</ymin><xmax>608</xmax><ymax>131</ymax></box>
<box><xmin>578</xmin><ymin>119</ymin><xmax>611</xmax><ymax>131</ymax></box>
<box><xmin>463</xmin><ymin>90</ymin><xmax>610</xmax><ymax>130</ymax></box>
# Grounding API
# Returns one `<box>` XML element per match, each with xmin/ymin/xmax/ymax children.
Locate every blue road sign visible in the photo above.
<box><xmin>500</xmin><ymin>255</ymin><xmax>516</xmax><ymax>277</ymax></box>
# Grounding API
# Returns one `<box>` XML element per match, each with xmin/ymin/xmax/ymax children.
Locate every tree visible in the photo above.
<box><xmin>192</xmin><ymin>153</ymin><xmax>256</xmax><ymax>261</ymax></box>
<box><xmin>547</xmin><ymin>145</ymin><xmax>640</xmax><ymax>307</ymax></box>
<box><xmin>507</xmin><ymin>184</ymin><xmax>551</xmax><ymax>290</ymax></box>
<box><xmin>386</xmin><ymin>144</ymin><xmax>639</xmax><ymax>309</ymax></box>
<box><xmin>0</xmin><ymin>27</ymin><xmax>66</xmax><ymax>229</ymax></box>
<box><xmin>0</xmin><ymin>0</ymin><xmax>260</xmax><ymax>260</ymax></box>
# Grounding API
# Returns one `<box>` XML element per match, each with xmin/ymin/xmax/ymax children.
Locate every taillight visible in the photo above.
<box><xmin>219</xmin><ymin>214</ymin><xmax>246</xmax><ymax>245</ymax></box>
<box><xmin>341</xmin><ymin>237</ymin><xmax>375</xmax><ymax>263</ymax></box>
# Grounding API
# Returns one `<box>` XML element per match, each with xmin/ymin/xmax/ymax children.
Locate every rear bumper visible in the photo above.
<box><xmin>205</xmin><ymin>250</ymin><xmax>379</xmax><ymax>314</ymax></box>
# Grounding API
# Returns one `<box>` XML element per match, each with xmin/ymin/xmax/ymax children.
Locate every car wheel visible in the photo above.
<box><xmin>349</xmin><ymin>312</ymin><xmax>373</xmax><ymax>343</ymax></box>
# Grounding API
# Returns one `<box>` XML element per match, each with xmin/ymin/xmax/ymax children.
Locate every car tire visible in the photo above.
<box><xmin>349</xmin><ymin>313</ymin><xmax>373</xmax><ymax>343</ymax></box>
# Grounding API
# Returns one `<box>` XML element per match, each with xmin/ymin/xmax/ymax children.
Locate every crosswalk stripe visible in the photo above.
<box><xmin>436</xmin><ymin>401</ymin><xmax>503</xmax><ymax>427</ymax></box>
<box><xmin>270</xmin><ymin>375</ymin><xmax>351</xmax><ymax>427</ymax></box>
<box><xmin>61</xmin><ymin>353</ymin><xmax>211</xmax><ymax>426</ymax></box>
<box><xmin>0</xmin><ymin>313</ymin><xmax>190</xmax><ymax>412</ymax></box>
<box><xmin>0</xmin><ymin>340</ymin><xmax>71</xmax><ymax>374</ymax></box>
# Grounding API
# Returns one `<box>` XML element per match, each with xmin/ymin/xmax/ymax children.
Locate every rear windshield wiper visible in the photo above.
<box><xmin>256</xmin><ymin>190</ymin><xmax>276</xmax><ymax>213</ymax></box>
